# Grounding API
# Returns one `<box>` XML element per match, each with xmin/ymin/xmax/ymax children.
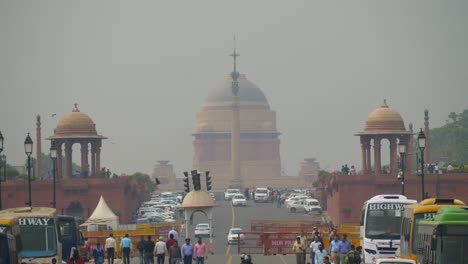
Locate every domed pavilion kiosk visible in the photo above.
<box><xmin>47</xmin><ymin>104</ymin><xmax>107</xmax><ymax>179</ymax></box>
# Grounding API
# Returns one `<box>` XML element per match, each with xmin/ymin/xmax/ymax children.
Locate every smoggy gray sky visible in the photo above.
<box><xmin>1</xmin><ymin>1</ymin><xmax>467</xmax><ymax>176</ymax></box>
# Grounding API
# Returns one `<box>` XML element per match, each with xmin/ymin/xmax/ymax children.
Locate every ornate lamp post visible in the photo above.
<box><xmin>398</xmin><ymin>140</ymin><xmax>406</xmax><ymax>195</ymax></box>
<box><xmin>50</xmin><ymin>140</ymin><xmax>57</xmax><ymax>208</ymax></box>
<box><xmin>24</xmin><ymin>133</ymin><xmax>33</xmax><ymax>207</ymax></box>
<box><xmin>418</xmin><ymin>129</ymin><xmax>426</xmax><ymax>200</ymax></box>
<box><xmin>0</xmin><ymin>131</ymin><xmax>4</xmax><ymax>210</ymax></box>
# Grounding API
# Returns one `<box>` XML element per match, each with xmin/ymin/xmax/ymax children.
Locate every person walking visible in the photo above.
<box><xmin>309</xmin><ymin>235</ymin><xmax>322</xmax><ymax>264</ymax></box>
<box><xmin>314</xmin><ymin>244</ymin><xmax>327</xmax><ymax>264</ymax></box>
<box><xmin>292</xmin><ymin>236</ymin><xmax>306</xmax><ymax>264</ymax></box>
<box><xmin>68</xmin><ymin>247</ymin><xmax>85</xmax><ymax>264</ymax></box>
<box><xmin>181</xmin><ymin>238</ymin><xmax>194</xmax><ymax>264</ymax></box>
<box><xmin>338</xmin><ymin>234</ymin><xmax>351</xmax><ymax>264</ymax></box>
<box><xmin>145</xmin><ymin>236</ymin><xmax>156</xmax><ymax>264</ymax></box>
<box><xmin>137</xmin><ymin>236</ymin><xmax>146</xmax><ymax>264</ymax></box>
<box><xmin>166</xmin><ymin>234</ymin><xmax>177</xmax><ymax>263</ymax></box>
<box><xmin>105</xmin><ymin>234</ymin><xmax>116</xmax><ymax>264</ymax></box>
<box><xmin>322</xmin><ymin>256</ymin><xmax>332</xmax><ymax>264</ymax></box>
<box><xmin>93</xmin><ymin>242</ymin><xmax>105</xmax><ymax>264</ymax></box>
<box><xmin>330</xmin><ymin>234</ymin><xmax>340</xmax><ymax>264</ymax></box>
<box><xmin>168</xmin><ymin>240</ymin><xmax>182</xmax><ymax>264</ymax></box>
<box><xmin>168</xmin><ymin>226</ymin><xmax>179</xmax><ymax>240</ymax></box>
<box><xmin>299</xmin><ymin>231</ymin><xmax>307</xmax><ymax>264</ymax></box>
<box><xmin>154</xmin><ymin>236</ymin><xmax>167</xmax><ymax>264</ymax></box>
<box><xmin>345</xmin><ymin>245</ymin><xmax>361</xmax><ymax>264</ymax></box>
<box><xmin>193</xmin><ymin>237</ymin><xmax>208</xmax><ymax>264</ymax></box>
<box><xmin>120</xmin><ymin>234</ymin><xmax>133</xmax><ymax>264</ymax></box>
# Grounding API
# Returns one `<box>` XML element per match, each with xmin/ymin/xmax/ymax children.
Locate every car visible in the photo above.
<box><xmin>232</xmin><ymin>194</ymin><xmax>247</xmax><ymax>206</ymax></box>
<box><xmin>227</xmin><ymin>228</ymin><xmax>245</xmax><ymax>244</ymax></box>
<box><xmin>254</xmin><ymin>188</ymin><xmax>270</xmax><ymax>203</ymax></box>
<box><xmin>194</xmin><ymin>223</ymin><xmax>211</xmax><ymax>237</ymax></box>
<box><xmin>375</xmin><ymin>259</ymin><xmax>416</xmax><ymax>264</ymax></box>
<box><xmin>287</xmin><ymin>200</ymin><xmax>306</xmax><ymax>213</ymax></box>
<box><xmin>224</xmin><ymin>189</ymin><xmax>241</xmax><ymax>200</ymax></box>
<box><xmin>285</xmin><ymin>196</ymin><xmax>308</xmax><ymax>206</ymax></box>
<box><xmin>303</xmin><ymin>198</ymin><xmax>322</xmax><ymax>214</ymax></box>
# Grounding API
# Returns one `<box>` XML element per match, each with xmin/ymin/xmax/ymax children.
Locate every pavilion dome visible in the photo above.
<box><xmin>179</xmin><ymin>190</ymin><xmax>217</xmax><ymax>208</ymax></box>
<box><xmin>364</xmin><ymin>100</ymin><xmax>406</xmax><ymax>132</ymax></box>
<box><xmin>55</xmin><ymin>104</ymin><xmax>97</xmax><ymax>135</ymax></box>
<box><xmin>204</xmin><ymin>73</ymin><xmax>270</xmax><ymax>108</ymax></box>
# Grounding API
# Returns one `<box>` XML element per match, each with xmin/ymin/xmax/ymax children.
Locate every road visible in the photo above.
<box><xmin>103</xmin><ymin>193</ymin><xmax>327</xmax><ymax>264</ymax></box>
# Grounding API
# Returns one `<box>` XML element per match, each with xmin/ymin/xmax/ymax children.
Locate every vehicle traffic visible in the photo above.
<box><xmin>360</xmin><ymin>195</ymin><xmax>417</xmax><ymax>263</ymax></box>
<box><xmin>232</xmin><ymin>194</ymin><xmax>247</xmax><ymax>207</ymax></box>
<box><xmin>0</xmin><ymin>207</ymin><xmax>62</xmax><ymax>264</ymax></box>
<box><xmin>227</xmin><ymin>227</ymin><xmax>245</xmax><ymax>244</ymax></box>
<box><xmin>399</xmin><ymin>198</ymin><xmax>465</xmax><ymax>261</ymax></box>
<box><xmin>225</xmin><ymin>189</ymin><xmax>241</xmax><ymax>201</ymax></box>
<box><xmin>195</xmin><ymin>223</ymin><xmax>211</xmax><ymax>237</ymax></box>
<box><xmin>303</xmin><ymin>198</ymin><xmax>322</xmax><ymax>214</ymax></box>
<box><xmin>254</xmin><ymin>188</ymin><xmax>270</xmax><ymax>203</ymax></box>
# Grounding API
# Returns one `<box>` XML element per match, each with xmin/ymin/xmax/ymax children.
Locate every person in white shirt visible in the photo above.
<box><xmin>154</xmin><ymin>236</ymin><xmax>167</xmax><ymax>264</ymax></box>
<box><xmin>314</xmin><ymin>244</ymin><xmax>328</xmax><ymax>264</ymax></box>
<box><xmin>168</xmin><ymin>227</ymin><xmax>178</xmax><ymax>241</ymax></box>
<box><xmin>105</xmin><ymin>234</ymin><xmax>116</xmax><ymax>264</ymax></box>
<box><xmin>309</xmin><ymin>235</ymin><xmax>322</xmax><ymax>264</ymax></box>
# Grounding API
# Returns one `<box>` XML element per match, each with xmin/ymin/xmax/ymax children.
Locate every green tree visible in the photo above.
<box><xmin>128</xmin><ymin>172</ymin><xmax>155</xmax><ymax>192</ymax></box>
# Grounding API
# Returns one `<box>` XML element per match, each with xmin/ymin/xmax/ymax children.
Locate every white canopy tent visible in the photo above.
<box><xmin>81</xmin><ymin>195</ymin><xmax>119</xmax><ymax>230</ymax></box>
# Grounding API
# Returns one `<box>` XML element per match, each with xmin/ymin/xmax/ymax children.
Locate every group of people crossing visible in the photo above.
<box><xmin>292</xmin><ymin>228</ymin><xmax>361</xmax><ymax>264</ymax></box>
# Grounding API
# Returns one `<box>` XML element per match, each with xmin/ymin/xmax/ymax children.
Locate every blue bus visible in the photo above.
<box><xmin>58</xmin><ymin>215</ymin><xmax>84</xmax><ymax>262</ymax></box>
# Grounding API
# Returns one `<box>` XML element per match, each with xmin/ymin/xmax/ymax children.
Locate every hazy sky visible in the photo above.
<box><xmin>1</xmin><ymin>1</ymin><xmax>467</xmax><ymax>176</ymax></box>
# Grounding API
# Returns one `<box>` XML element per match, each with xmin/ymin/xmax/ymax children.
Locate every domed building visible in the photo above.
<box><xmin>193</xmin><ymin>73</ymin><xmax>282</xmax><ymax>188</ymax></box>
<box><xmin>48</xmin><ymin>104</ymin><xmax>107</xmax><ymax>179</ymax></box>
<box><xmin>355</xmin><ymin>100</ymin><xmax>413</xmax><ymax>176</ymax></box>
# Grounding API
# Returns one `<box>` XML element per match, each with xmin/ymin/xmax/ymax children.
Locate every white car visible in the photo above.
<box><xmin>254</xmin><ymin>188</ymin><xmax>270</xmax><ymax>203</ymax></box>
<box><xmin>375</xmin><ymin>259</ymin><xmax>416</xmax><ymax>264</ymax></box>
<box><xmin>287</xmin><ymin>200</ymin><xmax>305</xmax><ymax>213</ymax></box>
<box><xmin>303</xmin><ymin>198</ymin><xmax>322</xmax><ymax>214</ymax></box>
<box><xmin>285</xmin><ymin>196</ymin><xmax>308</xmax><ymax>206</ymax></box>
<box><xmin>232</xmin><ymin>195</ymin><xmax>247</xmax><ymax>206</ymax></box>
<box><xmin>227</xmin><ymin>228</ymin><xmax>245</xmax><ymax>244</ymax></box>
<box><xmin>224</xmin><ymin>189</ymin><xmax>241</xmax><ymax>200</ymax></box>
<box><xmin>194</xmin><ymin>223</ymin><xmax>211</xmax><ymax>237</ymax></box>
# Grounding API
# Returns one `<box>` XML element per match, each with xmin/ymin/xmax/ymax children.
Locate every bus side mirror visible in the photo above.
<box><xmin>431</xmin><ymin>238</ymin><xmax>437</xmax><ymax>250</ymax></box>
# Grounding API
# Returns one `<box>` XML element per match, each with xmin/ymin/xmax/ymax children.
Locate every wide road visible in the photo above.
<box><xmin>109</xmin><ymin>193</ymin><xmax>327</xmax><ymax>264</ymax></box>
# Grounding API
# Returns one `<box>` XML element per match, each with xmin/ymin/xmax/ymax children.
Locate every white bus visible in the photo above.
<box><xmin>360</xmin><ymin>194</ymin><xmax>417</xmax><ymax>263</ymax></box>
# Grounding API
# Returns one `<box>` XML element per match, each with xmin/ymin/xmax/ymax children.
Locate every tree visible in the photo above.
<box><xmin>128</xmin><ymin>172</ymin><xmax>155</xmax><ymax>192</ymax></box>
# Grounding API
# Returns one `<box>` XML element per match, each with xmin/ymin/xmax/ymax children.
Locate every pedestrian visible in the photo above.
<box><xmin>168</xmin><ymin>240</ymin><xmax>182</xmax><ymax>264</ymax></box>
<box><xmin>338</xmin><ymin>234</ymin><xmax>351</xmax><ymax>264</ymax></box>
<box><xmin>309</xmin><ymin>235</ymin><xmax>321</xmax><ymax>264</ymax></box>
<box><xmin>314</xmin><ymin>244</ymin><xmax>327</xmax><ymax>264</ymax></box>
<box><xmin>181</xmin><ymin>238</ymin><xmax>194</xmax><ymax>264</ymax></box>
<box><xmin>154</xmin><ymin>236</ymin><xmax>167</xmax><ymax>264</ymax></box>
<box><xmin>120</xmin><ymin>234</ymin><xmax>133</xmax><ymax>264</ymax></box>
<box><xmin>166</xmin><ymin>234</ymin><xmax>177</xmax><ymax>263</ymax></box>
<box><xmin>277</xmin><ymin>196</ymin><xmax>282</xmax><ymax>208</ymax></box>
<box><xmin>68</xmin><ymin>247</ymin><xmax>85</xmax><ymax>264</ymax></box>
<box><xmin>137</xmin><ymin>236</ymin><xmax>146</xmax><ymax>264</ymax></box>
<box><xmin>292</xmin><ymin>236</ymin><xmax>305</xmax><ymax>264</ymax></box>
<box><xmin>322</xmin><ymin>256</ymin><xmax>332</xmax><ymax>264</ymax></box>
<box><xmin>105</xmin><ymin>234</ymin><xmax>116</xmax><ymax>264</ymax></box>
<box><xmin>193</xmin><ymin>237</ymin><xmax>208</xmax><ymax>264</ymax></box>
<box><xmin>330</xmin><ymin>234</ymin><xmax>340</xmax><ymax>264</ymax></box>
<box><xmin>299</xmin><ymin>231</ymin><xmax>307</xmax><ymax>264</ymax></box>
<box><xmin>168</xmin><ymin>226</ymin><xmax>179</xmax><ymax>240</ymax></box>
<box><xmin>345</xmin><ymin>245</ymin><xmax>361</xmax><ymax>264</ymax></box>
<box><xmin>145</xmin><ymin>236</ymin><xmax>156</xmax><ymax>264</ymax></box>
<box><xmin>93</xmin><ymin>242</ymin><xmax>105</xmax><ymax>264</ymax></box>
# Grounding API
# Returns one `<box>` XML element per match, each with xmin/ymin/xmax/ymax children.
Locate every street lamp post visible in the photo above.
<box><xmin>50</xmin><ymin>141</ymin><xmax>57</xmax><ymax>208</ymax></box>
<box><xmin>24</xmin><ymin>133</ymin><xmax>33</xmax><ymax>207</ymax></box>
<box><xmin>418</xmin><ymin>129</ymin><xmax>426</xmax><ymax>200</ymax></box>
<box><xmin>398</xmin><ymin>140</ymin><xmax>406</xmax><ymax>195</ymax></box>
<box><xmin>0</xmin><ymin>131</ymin><xmax>4</xmax><ymax>210</ymax></box>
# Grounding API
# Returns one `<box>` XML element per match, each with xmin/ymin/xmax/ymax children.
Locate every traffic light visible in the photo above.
<box><xmin>155</xmin><ymin>178</ymin><xmax>161</xmax><ymax>185</ymax></box>
<box><xmin>205</xmin><ymin>171</ymin><xmax>212</xmax><ymax>191</ymax></box>
<box><xmin>183</xmin><ymin>171</ymin><xmax>190</xmax><ymax>193</ymax></box>
<box><xmin>191</xmin><ymin>170</ymin><xmax>201</xmax><ymax>190</ymax></box>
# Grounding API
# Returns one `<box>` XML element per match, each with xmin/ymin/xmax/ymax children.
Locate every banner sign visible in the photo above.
<box><xmin>264</xmin><ymin>239</ymin><xmax>296</xmax><ymax>248</ymax></box>
<box><xmin>368</xmin><ymin>203</ymin><xmax>405</xmax><ymax>211</ymax></box>
<box><xmin>19</xmin><ymin>218</ymin><xmax>51</xmax><ymax>226</ymax></box>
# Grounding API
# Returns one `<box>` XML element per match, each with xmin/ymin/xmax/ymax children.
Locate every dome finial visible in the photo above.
<box><xmin>229</xmin><ymin>35</ymin><xmax>240</xmax><ymax>96</ymax></box>
<box><xmin>73</xmin><ymin>103</ymin><xmax>80</xmax><ymax>112</ymax></box>
<box><xmin>382</xmin><ymin>98</ymin><xmax>388</xmax><ymax>108</ymax></box>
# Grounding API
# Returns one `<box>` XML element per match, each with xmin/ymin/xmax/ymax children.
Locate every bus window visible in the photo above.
<box><xmin>19</xmin><ymin>218</ymin><xmax>58</xmax><ymax>257</ymax></box>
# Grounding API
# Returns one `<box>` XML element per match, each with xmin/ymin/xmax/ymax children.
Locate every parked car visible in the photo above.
<box><xmin>303</xmin><ymin>198</ymin><xmax>322</xmax><ymax>214</ymax></box>
<box><xmin>227</xmin><ymin>228</ymin><xmax>245</xmax><ymax>244</ymax></box>
<box><xmin>194</xmin><ymin>223</ymin><xmax>211</xmax><ymax>237</ymax></box>
<box><xmin>232</xmin><ymin>194</ymin><xmax>247</xmax><ymax>206</ymax></box>
<box><xmin>287</xmin><ymin>200</ymin><xmax>306</xmax><ymax>213</ymax></box>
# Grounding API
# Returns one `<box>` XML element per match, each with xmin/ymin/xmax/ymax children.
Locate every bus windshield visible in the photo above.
<box><xmin>365</xmin><ymin>203</ymin><xmax>405</xmax><ymax>239</ymax></box>
<box><xmin>440</xmin><ymin>235</ymin><xmax>468</xmax><ymax>263</ymax></box>
<box><xmin>18</xmin><ymin>217</ymin><xmax>57</xmax><ymax>258</ymax></box>
<box><xmin>412</xmin><ymin>212</ymin><xmax>435</xmax><ymax>253</ymax></box>
<box><xmin>0</xmin><ymin>233</ymin><xmax>9</xmax><ymax>263</ymax></box>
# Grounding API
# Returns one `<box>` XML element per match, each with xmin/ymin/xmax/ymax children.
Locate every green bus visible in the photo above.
<box><xmin>415</xmin><ymin>206</ymin><xmax>468</xmax><ymax>263</ymax></box>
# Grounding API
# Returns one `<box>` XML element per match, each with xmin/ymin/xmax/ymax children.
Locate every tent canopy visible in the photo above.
<box><xmin>82</xmin><ymin>195</ymin><xmax>119</xmax><ymax>230</ymax></box>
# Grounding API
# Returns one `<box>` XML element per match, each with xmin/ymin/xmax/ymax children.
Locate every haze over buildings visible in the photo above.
<box><xmin>1</xmin><ymin>1</ymin><xmax>467</xmax><ymax>176</ymax></box>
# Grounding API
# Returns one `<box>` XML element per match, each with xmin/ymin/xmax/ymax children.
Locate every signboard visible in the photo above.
<box><xmin>368</xmin><ymin>203</ymin><xmax>405</xmax><ymax>211</ymax></box>
<box><xmin>264</xmin><ymin>239</ymin><xmax>296</xmax><ymax>248</ymax></box>
<box><xmin>19</xmin><ymin>218</ymin><xmax>52</xmax><ymax>226</ymax></box>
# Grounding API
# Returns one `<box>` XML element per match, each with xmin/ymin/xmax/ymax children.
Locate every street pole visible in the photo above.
<box><xmin>27</xmin><ymin>155</ymin><xmax>32</xmax><ymax>207</ymax></box>
<box><xmin>401</xmin><ymin>153</ymin><xmax>405</xmax><ymax>196</ymax></box>
<box><xmin>420</xmin><ymin>150</ymin><xmax>425</xmax><ymax>200</ymax></box>
<box><xmin>52</xmin><ymin>158</ymin><xmax>56</xmax><ymax>208</ymax></box>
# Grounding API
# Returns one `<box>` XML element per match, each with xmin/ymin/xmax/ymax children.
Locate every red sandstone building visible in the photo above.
<box><xmin>326</xmin><ymin>102</ymin><xmax>468</xmax><ymax>226</ymax></box>
<box><xmin>0</xmin><ymin>105</ymin><xmax>145</xmax><ymax>223</ymax></box>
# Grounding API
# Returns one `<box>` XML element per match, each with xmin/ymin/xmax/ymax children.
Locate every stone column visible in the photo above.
<box><xmin>231</xmin><ymin>95</ymin><xmax>241</xmax><ymax>184</ymax></box>
<box><xmin>424</xmin><ymin>110</ymin><xmax>430</xmax><ymax>163</ymax></box>
<box><xmin>91</xmin><ymin>143</ymin><xmax>96</xmax><ymax>177</ymax></box>
<box><xmin>64</xmin><ymin>141</ymin><xmax>73</xmax><ymax>179</ymax></box>
<box><xmin>360</xmin><ymin>137</ymin><xmax>368</xmax><ymax>175</ymax></box>
<box><xmin>406</xmin><ymin>126</ymin><xmax>414</xmax><ymax>176</ymax></box>
<box><xmin>389</xmin><ymin>137</ymin><xmax>398</xmax><ymax>176</ymax></box>
<box><xmin>36</xmin><ymin>115</ymin><xmax>42</xmax><ymax>179</ymax></box>
<box><xmin>56</xmin><ymin>141</ymin><xmax>63</xmax><ymax>180</ymax></box>
<box><xmin>81</xmin><ymin>142</ymin><xmax>89</xmax><ymax>177</ymax></box>
<box><xmin>366</xmin><ymin>141</ymin><xmax>372</xmax><ymax>174</ymax></box>
<box><xmin>96</xmin><ymin>141</ymin><xmax>101</xmax><ymax>178</ymax></box>
<box><xmin>374</xmin><ymin>137</ymin><xmax>381</xmax><ymax>176</ymax></box>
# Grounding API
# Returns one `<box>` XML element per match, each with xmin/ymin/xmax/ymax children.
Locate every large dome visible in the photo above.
<box><xmin>55</xmin><ymin>104</ymin><xmax>97</xmax><ymax>135</ymax></box>
<box><xmin>364</xmin><ymin>101</ymin><xmax>406</xmax><ymax>132</ymax></box>
<box><xmin>205</xmin><ymin>74</ymin><xmax>269</xmax><ymax>106</ymax></box>
<box><xmin>178</xmin><ymin>190</ymin><xmax>217</xmax><ymax>208</ymax></box>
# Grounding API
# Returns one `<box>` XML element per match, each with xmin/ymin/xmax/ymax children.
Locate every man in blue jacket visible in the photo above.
<box><xmin>120</xmin><ymin>234</ymin><xmax>133</xmax><ymax>264</ymax></box>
